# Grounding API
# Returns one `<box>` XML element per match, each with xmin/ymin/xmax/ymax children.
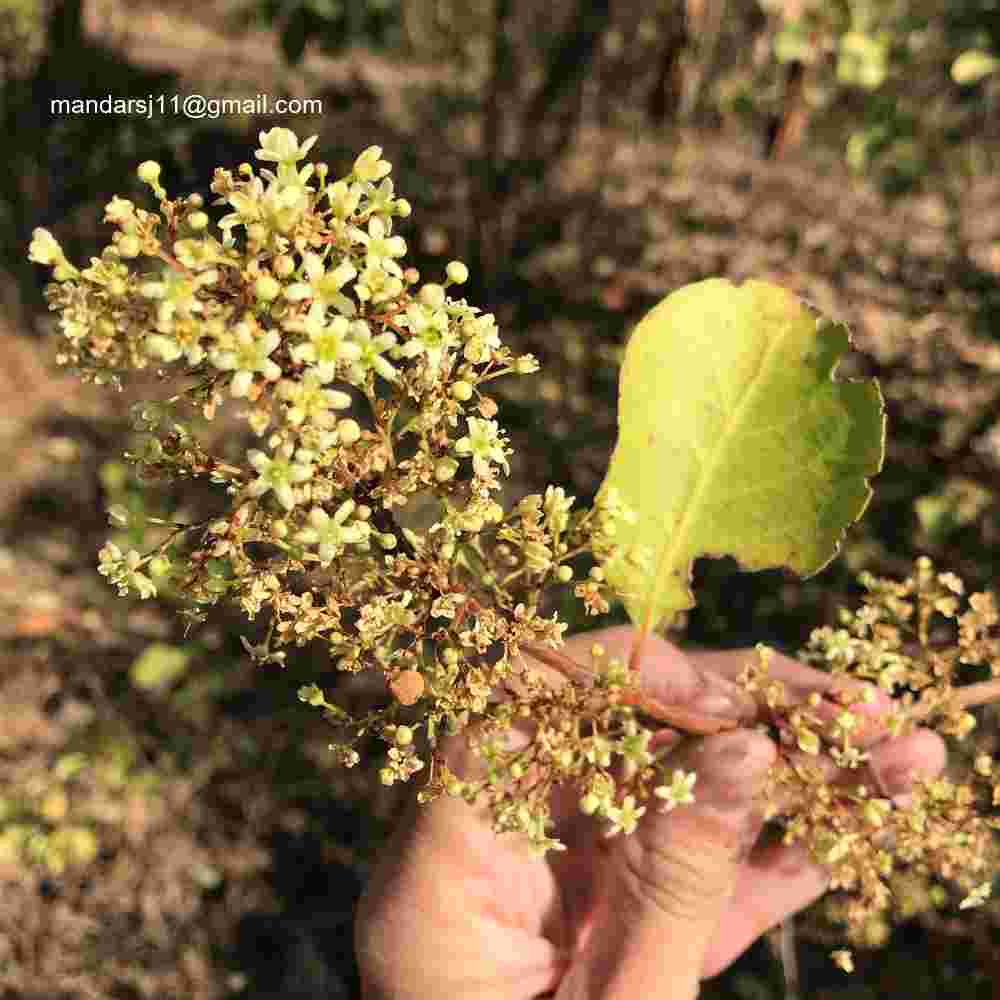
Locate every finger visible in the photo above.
<box><xmin>868</xmin><ymin>726</ymin><xmax>948</xmax><ymax>807</ymax></box>
<box><xmin>700</xmin><ymin>727</ymin><xmax>949</xmax><ymax>977</ymax></box>
<box><xmin>687</xmin><ymin>645</ymin><xmax>847</xmax><ymax>700</ymax></box>
<box><xmin>768</xmin><ymin>726</ymin><xmax>948</xmax><ymax>813</ymax></box>
<box><xmin>562</xmin><ymin>730</ymin><xmax>776</xmax><ymax>1000</ymax></box>
<box><xmin>562</xmin><ymin>627</ymin><xmax>759</xmax><ymax>724</ymax></box>
<box><xmin>688</xmin><ymin>645</ymin><xmax>905</xmax><ymax>746</ymax></box>
<box><xmin>701</xmin><ymin>834</ymin><xmax>829</xmax><ymax>978</ymax></box>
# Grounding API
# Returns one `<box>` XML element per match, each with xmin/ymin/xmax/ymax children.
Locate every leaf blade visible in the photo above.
<box><xmin>600</xmin><ymin>278</ymin><xmax>885</xmax><ymax>634</ymax></box>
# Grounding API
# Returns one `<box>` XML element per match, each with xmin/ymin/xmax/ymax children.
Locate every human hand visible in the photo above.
<box><xmin>355</xmin><ymin>626</ymin><xmax>946</xmax><ymax>1000</ymax></box>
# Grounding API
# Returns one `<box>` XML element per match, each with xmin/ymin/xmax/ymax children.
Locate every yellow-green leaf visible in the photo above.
<box><xmin>599</xmin><ymin>279</ymin><xmax>884</xmax><ymax>635</ymax></box>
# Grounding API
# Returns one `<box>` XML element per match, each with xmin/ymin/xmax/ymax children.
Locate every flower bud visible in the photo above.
<box><xmin>514</xmin><ymin>354</ymin><xmax>539</xmax><ymax>374</ymax></box>
<box><xmin>254</xmin><ymin>275</ymin><xmax>281</xmax><ymax>302</ymax></box>
<box><xmin>446</xmin><ymin>260</ymin><xmax>469</xmax><ymax>284</ymax></box>
<box><xmin>451</xmin><ymin>380</ymin><xmax>474</xmax><ymax>401</ymax></box>
<box><xmin>149</xmin><ymin>555</ymin><xmax>171</xmax><ymax>577</ymax></box>
<box><xmin>434</xmin><ymin>457</ymin><xmax>459</xmax><ymax>483</ymax></box>
<box><xmin>556</xmin><ymin>565</ymin><xmax>573</xmax><ymax>582</ymax></box>
<box><xmin>299</xmin><ymin>684</ymin><xmax>325</xmax><ymax>707</ymax></box>
<box><xmin>379</xmin><ymin>767</ymin><xmax>396</xmax><ymax>786</ymax></box>
<box><xmin>137</xmin><ymin>160</ymin><xmax>161</xmax><ymax>185</ymax></box>
<box><xmin>394</xmin><ymin>725</ymin><xmax>414</xmax><ymax>747</ymax></box>
<box><xmin>580</xmin><ymin>793</ymin><xmax>601</xmax><ymax>816</ymax></box>
<box><xmin>419</xmin><ymin>283</ymin><xmax>446</xmax><ymax>309</ymax></box>
<box><xmin>117</xmin><ymin>234</ymin><xmax>141</xmax><ymax>259</ymax></box>
<box><xmin>187</xmin><ymin>211</ymin><xmax>209</xmax><ymax>231</ymax></box>
<box><xmin>337</xmin><ymin>419</ymin><xmax>361</xmax><ymax>445</ymax></box>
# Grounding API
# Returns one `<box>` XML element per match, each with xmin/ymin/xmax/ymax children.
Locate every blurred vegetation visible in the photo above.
<box><xmin>3</xmin><ymin>0</ymin><xmax>1000</xmax><ymax>997</ymax></box>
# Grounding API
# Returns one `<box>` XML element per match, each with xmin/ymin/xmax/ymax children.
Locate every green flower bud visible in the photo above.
<box><xmin>187</xmin><ymin>211</ymin><xmax>209</xmax><ymax>231</ymax></box>
<box><xmin>137</xmin><ymin>160</ymin><xmax>161</xmax><ymax>185</ymax></box>
<box><xmin>451</xmin><ymin>380</ymin><xmax>474</xmax><ymax>401</ymax></box>
<box><xmin>117</xmin><ymin>234</ymin><xmax>141</xmax><ymax>258</ymax></box>
<box><xmin>149</xmin><ymin>555</ymin><xmax>172</xmax><ymax>577</ymax></box>
<box><xmin>394</xmin><ymin>725</ymin><xmax>414</xmax><ymax>747</ymax></box>
<box><xmin>379</xmin><ymin>767</ymin><xmax>396</xmax><ymax>786</ymax></box>
<box><xmin>580</xmin><ymin>793</ymin><xmax>600</xmax><ymax>816</ymax></box>
<box><xmin>514</xmin><ymin>354</ymin><xmax>539</xmax><ymax>374</ymax></box>
<box><xmin>419</xmin><ymin>283</ymin><xmax>446</xmax><ymax>309</ymax></box>
<box><xmin>434</xmin><ymin>457</ymin><xmax>459</xmax><ymax>482</ymax></box>
<box><xmin>337</xmin><ymin>419</ymin><xmax>361</xmax><ymax>445</ymax></box>
<box><xmin>445</xmin><ymin>260</ymin><xmax>469</xmax><ymax>284</ymax></box>
<box><xmin>254</xmin><ymin>275</ymin><xmax>281</xmax><ymax>302</ymax></box>
<box><xmin>556</xmin><ymin>565</ymin><xmax>573</xmax><ymax>582</ymax></box>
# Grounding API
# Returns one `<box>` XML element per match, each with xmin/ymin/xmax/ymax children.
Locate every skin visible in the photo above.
<box><xmin>355</xmin><ymin>626</ymin><xmax>947</xmax><ymax>1000</ymax></box>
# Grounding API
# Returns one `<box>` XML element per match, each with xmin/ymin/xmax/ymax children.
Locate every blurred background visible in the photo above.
<box><xmin>2</xmin><ymin>0</ymin><xmax>1000</xmax><ymax>996</ymax></box>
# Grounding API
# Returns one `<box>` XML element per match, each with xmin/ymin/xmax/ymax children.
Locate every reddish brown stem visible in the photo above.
<box><xmin>520</xmin><ymin>642</ymin><xmax>738</xmax><ymax>736</ymax></box>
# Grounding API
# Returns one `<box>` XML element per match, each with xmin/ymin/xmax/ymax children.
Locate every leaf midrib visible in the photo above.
<box><xmin>640</xmin><ymin>321</ymin><xmax>793</xmax><ymax>635</ymax></box>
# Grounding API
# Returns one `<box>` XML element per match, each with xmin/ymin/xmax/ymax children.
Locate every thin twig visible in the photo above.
<box><xmin>520</xmin><ymin>642</ymin><xmax>739</xmax><ymax>735</ymax></box>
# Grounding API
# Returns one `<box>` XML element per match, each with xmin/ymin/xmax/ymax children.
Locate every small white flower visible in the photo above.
<box><xmin>29</xmin><ymin>228</ymin><xmax>78</xmax><ymax>278</ymax></box>
<box><xmin>454</xmin><ymin>417</ymin><xmax>509</xmax><ymax>475</ymax></box>
<box><xmin>210</xmin><ymin>325</ymin><xmax>282</xmax><ymax>397</ymax></box>
<box><xmin>97</xmin><ymin>542</ymin><xmax>157</xmax><ymax>599</ymax></box>
<box><xmin>347</xmin><ymin>323</ymin><xmax>398</xmax><ymax>384</ymax></box>
<box><xmin>246</xmin><ymin>447</ymin><xmax>314</xmax><ymax>510</ymax></box>
<box><xmin>399</xmin><ymin>302</ymin><xmax>457</xmax><ymax>374</ymax></box>
<box><xmin>604</xmin><ymin>795</ymin><xmax>646</xmax><ymax>837</ymax></box>
<box><xmin>278</xmin><ymin>372</ymin><xmax>352</xmax><ymax>427</ymax></box>
<box><xmin>297</xmin><ymin>501</ymin><xmax>371</xmax><ymax>564</ymax></box>
<box><xmin>287</xmin><ymin>304</ymin><xmax>362</xmax><ymax>382</ymax></box>
<box><xmin>654</xmin><ymin>769</ymin><xmax>697</xmax><ymax>813</ymax></box>
<box><xmin>352</xmin><ymin>145</ymin><xmax>392</xmax><ymax>183</ymax></box>
<box><xmin>959</xmin><ymin>881</ymin><xmax>992</xmax><ymax>910</ymax></box>
<box><xmin>326</xmin><ymin>180</ymin><xmax>363</xmax><ymax>219</ymax></box>
<box><xmin>352</xmin><ymin>216</ymin><xmax>407</xmax><ymax>277</ymax></box>
<box><xmin>285</xmin><ymin>253</ymin><xmax>357</xmax><ymax>317</ymax></box>
<box><xmin>256</xmin><ymin>128</ymin><xmax>318</xmax><ymax>166</ymax></box>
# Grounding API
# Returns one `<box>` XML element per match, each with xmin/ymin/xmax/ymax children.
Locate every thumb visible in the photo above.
<box><xmin>563</xmin><ymin>729</ymin><xmax>776</xmax><ymax>1000</ymax></box>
